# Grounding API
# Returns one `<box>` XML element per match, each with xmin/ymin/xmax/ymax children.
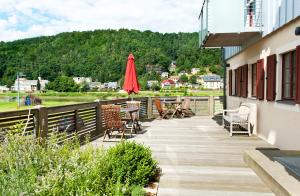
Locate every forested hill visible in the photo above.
<box><xmin>0</xmin><ymin>29</ymin><xmax>221</xmax><ymax>86</ymax></box>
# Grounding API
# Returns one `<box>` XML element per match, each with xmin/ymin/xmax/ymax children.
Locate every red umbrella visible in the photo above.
<box><xmin>123</xmin><ymin>53</ymin><xmax>140</xmax><ymax>95</ymax></box>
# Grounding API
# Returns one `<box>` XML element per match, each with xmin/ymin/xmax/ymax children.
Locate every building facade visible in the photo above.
<box><xmin>11</xmin><ymin>77</ymin><xmax>49</xmax><ymax>92</ymax></box>
<box><xmin>202</xmin><ymin>74</ymin><xmax>222</xmax><ymax>89</ymax></box>
<box><xmin>199</xmin><ymin>0</ymin><xmax>300</xmax><ymax>150</ymax></box>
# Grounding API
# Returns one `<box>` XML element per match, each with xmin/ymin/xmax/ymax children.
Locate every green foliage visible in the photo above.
<box><xmin>179</xmin><ymin>75</ymin><xmax>189</xmax><ymax>83</ymax></box>
<box><xmin>0</xmin><ymin>128</ymin><xmax>155</xmax><ymax>195</ymax></box>
<box><xmin>46</xmin><ymin>76</ymin><xmax>80</xmax><ymax>92</ymax></box>
<box><xmin>106</xmin><ymin>141</ymin><xmax>157</xmax><ymax>187</ymax></box>
<box><xmin>189</xmin><ymin>75</ymin><xmax>197</xmax><ymax>84</ymax></box>
<box><xmin>0</xmin><ymin>29</ymin><xmax>221</xmax><ymax>87</ymax></box>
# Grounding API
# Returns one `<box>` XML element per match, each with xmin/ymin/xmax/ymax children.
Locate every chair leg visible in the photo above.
<box><xmin>103</xmin><ymin>129</ymin><xmax>108</xmax><ymax>141</ymax></box>
<box><xmin>120</xmin><ymin>126</ymin><xmax>125</xmax><ymax>140</ymax></box>
<box><xmin>230</xmin><ymin>123</ymin><xmax>233</xmax><ymax>137</ymax></box>
<box><xmin>248</xmin><ymin>122</ymin><xmax>251</xmax><ymax>136</ymax></box>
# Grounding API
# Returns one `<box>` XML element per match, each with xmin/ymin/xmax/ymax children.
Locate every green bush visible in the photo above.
<box><xmin>106</xmin><ymin>141</ymin><xmax>157</xmax><ymax>186</ymax></box>
<box><xmin>0</xmin><ymin>129</ymin><xmax>155</xmax><ymax>195</ymax></box>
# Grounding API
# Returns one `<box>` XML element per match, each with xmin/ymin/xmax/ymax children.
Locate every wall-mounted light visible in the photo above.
<box><xmin>296</xmin><ymin>27</ymin><xmax>300</xmax><ymax>36</ymax></box>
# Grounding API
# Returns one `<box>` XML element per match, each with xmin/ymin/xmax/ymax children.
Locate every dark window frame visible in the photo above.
<box><xmin>282</xmin><ymin>50</ymin><xmax>296</xmax><ymax>100</ymax></box>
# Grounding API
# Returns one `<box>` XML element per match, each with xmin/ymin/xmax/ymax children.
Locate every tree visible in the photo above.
<box><xmin>189</xmin><ymin>75</ymin><xmax>197</xmax><ymax>84</ymax></box>
<box><xmin>180</xmin><ymin>75</ymin><xmax>189</xmax><ymax>83</ymax></box>
<box><xmin>46</xmin><ymin>76</ymin><xmax>79</xmax><ymax>92</ymax></box>
<box><xmin>37</xmin><ymin>78</ymin><xmax>41</xmax><ymax>91</ymax></box>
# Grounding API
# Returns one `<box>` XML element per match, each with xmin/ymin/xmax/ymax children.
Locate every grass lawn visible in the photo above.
<box><xmin>0</xmin><ymin>90</ymin><xmax>223</xmax><ymax>112</ymax></box>
<box><xmin>0</xmin><ymin>101</ymin><xmax>82</xmax><ymax>112</ymax></box>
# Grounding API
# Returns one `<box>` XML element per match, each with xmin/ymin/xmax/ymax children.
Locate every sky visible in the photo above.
<box><xmin>0</xmin><ymin>0</ymin><xmax>203</xmax><ymax>42</ymax></box>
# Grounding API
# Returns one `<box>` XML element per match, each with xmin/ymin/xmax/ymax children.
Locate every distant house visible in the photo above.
<box><xmin>147</xmin><ymin>80</ymin><xmax>159</xmax><ymax>88</ymax></box>
<box><xmin>145</xmin><ymin>64</ymin><xmax>162</xmax><ymax>74</ymax></box>
<box><xmin>191</xmin><ymin>68</ymin><xmax>200</xmax><ymax>75</ymax></box>
<box><xmin>103</xmin><ymin>82</ymin><xmax>119</xmax><ymax>89</ymax></box>
<box><xmin>169</xmin><ymin>61</ymin><xmax>177</xmax><ymax>72</ymax></box>
<box><xmin>161</xmin><ymin>72</ymin><xmax>169</xmax><ymax>78</ymax></box>
<box><xmin>178</xmin><ymin>71</ymin><xmax>188</xmax><ymax>77</ymax></box>
<box><xmin>169</xmin><ymin>76</ymin><xmax>180</xmax><ymax>84</ymax></box>
<box><xmin>73</xmin><ymin>77</ymin><xmax>92</xmax><ymax>84</ymax></box>
<box><xmin>89</xmin><ymin>82</ymin><xmax>102</xmax><ymax>90</ymax></box>
<box><xmin>11</xmin><ymin>77</ymin><xmax>49</xmax><ymax>92</ymax></box>
<box><xmin>161</xmin><ymin>79</ymin><xmax>175</xmax><ymax>88</ymax></box>
<box><xmin>202</xmin><ymin>74</ymin><xmax>222</xmax><ymax>89</ymax></box>
<box><xmin>0</xmin><ymin>85</ymin><xmax>9</xmax><ymax>92</ymax></box>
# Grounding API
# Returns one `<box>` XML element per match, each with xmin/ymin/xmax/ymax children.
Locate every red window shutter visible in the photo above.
<box><xmin>296</xmin><ymin>46</ymin><xmax>300</xmax><ymax>104</ymax></box>
<box><xmin>229</xmin><ymin>70</ymin><xmax>232</xmax><ymax>96</ymax></box>
<box><xmin>237</xmin><ymin>67</ymin><xmax>242</xmax><ymax>97</ymax></box>
<box><xmin>256</xmin><ymin>59</ymin><xmax>265</xmax><ymax>100</ymax></box>
<box><xmin>266</xmin><ymin>54</ymin><xmax>276</xmax><ymax>101</ymax></box>
<box><xmin>242</xmin><ymin>65</ymin><xmax>248</xmax><ymax>98</ymax></box>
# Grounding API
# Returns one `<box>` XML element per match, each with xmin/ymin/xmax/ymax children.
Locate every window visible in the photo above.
<box><xmin>282</xmin><ymin>51</ymin><xmax>296</xmax><ymax>100</ymax></box>
<box><xmin>252</xmin><ymin>63</ymin><xmax>257</xmax><ymax>97</ymax></box>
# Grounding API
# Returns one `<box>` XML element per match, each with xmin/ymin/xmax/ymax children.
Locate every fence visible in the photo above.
<box><xmin>0</xmin><ymin>96</ymin><xmax>223</xmax><ymax>143</ymax></box>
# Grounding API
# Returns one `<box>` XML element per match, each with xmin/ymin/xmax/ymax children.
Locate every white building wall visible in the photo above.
<box><xmin>226</xmin><ymin>18</ymin><xmax>300</xmax><ymax>150</ymax></box>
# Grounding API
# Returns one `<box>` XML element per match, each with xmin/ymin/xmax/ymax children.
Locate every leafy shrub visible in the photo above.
<box><xmin>106</xmin><ymin>141</ymin><xmax>157</xmax><ymax>186</ymax></box>
<box><xmin>0</xmin><ymin>129</ymin><xmax>155</xmax><ymax>195</ymax></box>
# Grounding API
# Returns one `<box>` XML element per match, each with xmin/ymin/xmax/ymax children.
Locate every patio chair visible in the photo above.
<box><xmin>154</xmin><ymin>99</ymin><xmax>173</xmax><ymax>119</ymax></box>
<box><xmin>101</xmin><ymin>105</ymin><xmax>126</xmax><ymax>141</ymax></box>
<box><xmin>223</xmin><ymin>103</ymin><xmax>251</xmax><ymax>136</ymax></box>
<box><xmin>124</xmin><ymin>101</ymin><xmax>141</xmax><ymax>132</ymax></box>
<box><xmin>181</xmin><ymin>98</ymin><xmax>195</xmax><ymax>117</ymax></box>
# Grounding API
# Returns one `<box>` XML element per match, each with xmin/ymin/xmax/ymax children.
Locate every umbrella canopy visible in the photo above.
<box><xmin>123</xmin><ymin>53</ymin><xmax>140</xmax><ymax>95</ymax></box>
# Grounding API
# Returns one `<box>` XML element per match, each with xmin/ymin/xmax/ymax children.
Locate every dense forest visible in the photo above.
<box><xmin>0</xmin><ymin>29</ymin><xmax>221</xmax><ymax>87</ymax></box>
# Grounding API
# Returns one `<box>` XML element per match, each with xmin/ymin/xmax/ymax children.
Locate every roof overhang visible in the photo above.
<box><xmin>202</xmin><ymin>32</ymin><xmax>262</xmax><ymax>47</ymax></box>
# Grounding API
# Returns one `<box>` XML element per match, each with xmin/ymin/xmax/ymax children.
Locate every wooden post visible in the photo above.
<box><xmin>35</xmin><ymin>105</ymin><xmax>48</xmax><ymax>144</ymax></box>
<box><xmin>209</xmin><ymin>96</ymin><xmax>214</xmax><ymax>116</ymax></box>
<box><xmin>74</xmin><ymin>109</ymin><xmax>79</xmax><ymax>132</ymax></box>
<box><xmin>147</xmin><ymin>97</ymin><xmax>153</xmax><ymax>119</ymax></box>
<box><xmin>95</xmin><ymin>100</ymin><xmax>102</xmax><ymax>137</ymax></box>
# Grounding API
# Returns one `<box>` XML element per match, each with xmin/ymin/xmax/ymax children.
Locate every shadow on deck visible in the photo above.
<box><xmin>91</xmin><ymin>116</ymin><xmax>275</xmax><ymax>196</ymax></box>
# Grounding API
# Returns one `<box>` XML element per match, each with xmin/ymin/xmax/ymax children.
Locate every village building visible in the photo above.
<box><xmin>199</xmin><ymin>0</ymin><xmax>300</xmax><ymax>149</ymax></box>
<box><xmin>0</xmin><ymin>85</ymin><xmax>9</xmax><ymax>92</ymax></box>
<box><xmin>168</xmin><ymin>61</ymin><xmax>177</xmax><ymax>72</ymax></box>
<box><xmin>147</xmin><ymin>80</ymin><xmax>159</xmax><ymax>88</ymax></box>
<box><xmin>73</xmin><ymin>77</ymin><xmax>92</xmax><ymax>84</ymax></box>
<box><xmin>202</xmin><ymin>74</ymin><xmax>222</xmax><ymax>90</ymax></box>
<box><xmin>161</xmin><ymin>72</ymin><xmax>169</xmax><ymax>78</ymax></box>
<box><xmin>11</xmin><ymin>77</ymin><xmax>49</xmax><ymax>92</ymax></box>
<box><xmin>168</xmin><ymin>76</ymin><xmax>180</xmax><ymax>84</ymax></box>
<box><xmin>178</xmin><ymin>71</ymin><xmax>188</xmax><ymax>77</ymax></box>
<box><xmin>191</xmin><ymin>68</ymin><xmax>200</xmax><ymax>75</ymax></box>
<box><xmin>161</xmin><ymin>79</ymin><xmax>175</xmax><ymax>88</ymax></box>
<box><xmin>88</xmin><ymin>82</ymin><xmax>102</xmax><ymax>90</ymax></box>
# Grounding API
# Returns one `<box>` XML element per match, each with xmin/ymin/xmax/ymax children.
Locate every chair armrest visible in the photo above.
<box><xmin>223</xmin><ymin>109</ymin><xmax>239</xmax><ymax>117</ymax></box>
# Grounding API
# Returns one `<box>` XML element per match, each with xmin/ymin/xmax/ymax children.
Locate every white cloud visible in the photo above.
<box><xmin>0</xmin><ymin>0</ymin><xmax>203</xmax><ymax>41</ymax></box>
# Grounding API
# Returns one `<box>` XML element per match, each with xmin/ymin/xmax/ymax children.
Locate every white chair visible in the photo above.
<box><xmin>223</xmin><ymin>103</ymin><xmax>251</xmax><ymax>136</ymax></box>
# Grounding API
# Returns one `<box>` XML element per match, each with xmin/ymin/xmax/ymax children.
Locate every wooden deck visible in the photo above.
<box><xmin>91</xmin><ymin>116</ymin><xmax>275</xmax><ymax>196</ymax></box>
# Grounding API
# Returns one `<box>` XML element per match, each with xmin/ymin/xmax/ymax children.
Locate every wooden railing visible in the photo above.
<box><xmin>0</xmin><ymin>96</ymin><xmax>223</xmax><ymax>143</ymax></box>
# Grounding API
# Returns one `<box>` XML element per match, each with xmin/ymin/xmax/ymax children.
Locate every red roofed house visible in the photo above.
<box><xmin>161</xmin><ymin>79</ymin><xmax>175</xmax><ymax>88</ymax></box>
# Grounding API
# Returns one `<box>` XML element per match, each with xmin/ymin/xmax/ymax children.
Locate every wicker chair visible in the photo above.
<box><xmin>154</xmin><ymin>99</ymin><xmax>173</xmax><ymax>119</ymax></box>
<box><xmin>101</xmin><ymin>105</ymin><xmax>126</xmax><ymax>141</ymax></box>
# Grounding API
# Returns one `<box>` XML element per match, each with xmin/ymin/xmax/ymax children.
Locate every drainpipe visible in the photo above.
<box><xmin>221</xmin><ymin>47</ymin><xmax>227</xmax><ymax>110</ymax></box>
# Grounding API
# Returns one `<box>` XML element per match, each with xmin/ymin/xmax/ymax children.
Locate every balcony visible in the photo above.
<box><xmin>199</xmin><ymin>0</ymin><xmax>263</xmax><ymax>47</ymax></box>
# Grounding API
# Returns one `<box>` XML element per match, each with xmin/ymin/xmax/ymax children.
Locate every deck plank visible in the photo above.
<box><xmin>91</xmin><ymin>116</ymin><xmax>274</xmax><ymax>196</ymax></box>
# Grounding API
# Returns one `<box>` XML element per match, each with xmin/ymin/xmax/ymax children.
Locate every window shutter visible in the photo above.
<box><xmin>296</xmin><ymin>46</ymin><xmax>300</xmax><ymax>104</ymax></box>
<box><xmin>266</xmin><ymin>54</ymin><xmax>276</xmax><ymax>101</ymax></box>
<box><xmin>229</xmin><ymin>70</ymin><xmax>232</xmax><ymax>96</ymax></box>
<box><xmin>242</xmin><ymin>65</ymin><xmax>248</xmax><ymax>98</ymax></box>
<box><xmin>237</xmin><ymin>67</ymin><xmax>242</xmax><ymax>97</ymax></box>
<box><xmin>256</xmin><ymin>59</ymin><xmax>265</xmax><ymax>100</ymax></box>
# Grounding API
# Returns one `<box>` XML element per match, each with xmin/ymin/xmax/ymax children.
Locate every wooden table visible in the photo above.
<box><xmin>163</xmin><ymin>101</ymin><xmax>183</xmax><ymax>119</ymax></box>
<box><xmin>121</xmin><ymin>107</ymin><xmax>140</xmax><ymax>136</ymax></box>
